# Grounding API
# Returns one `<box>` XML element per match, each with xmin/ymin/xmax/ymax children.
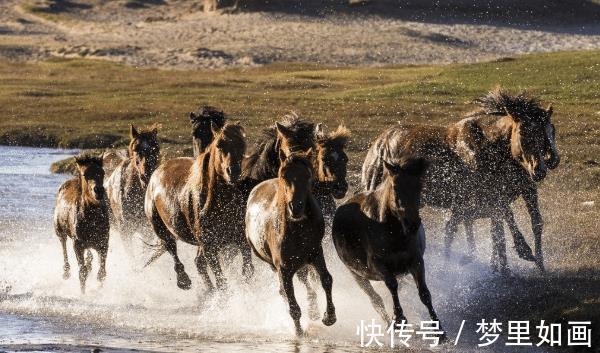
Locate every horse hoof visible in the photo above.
<box><xmin>63</xmin><ymin>271</ymin><xmax>70</xmax><ymax>280</ymax></box>
<box><xmin>295</xmin><ymin>327</ymin><xmax>304</xmax><ymax>337</ymax></box>
<box><xmin>322</xmin><ymin>311</ymin><xmax>337</xmax><ymax>326</ymax></box>
<box><xmin>177</xmin><ymin>272</ymin><xmax>192</xmax><ymax>290</ymax></box>
<box><xmin>98</xmin><ymin>272</ymin><xmax>106</xmax><ymax>282</ymax></box>
<box><xmin>391</xmin><ymin>316</ymin><xmax>408</xmax><ymax>328</ymax></box>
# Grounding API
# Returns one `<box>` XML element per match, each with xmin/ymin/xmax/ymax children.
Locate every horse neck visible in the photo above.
<box><xmin>124</xmin><ymin>158</ymin><xmax>142</xmax><ymax>185</ymax></box>
<box><xmin>77</xmin><ymin>176</ymin><xmax>100</xmax><ymax>209</ymax></box>
<box><xmin>481</xmin><ymin>115</ymin><xmax>515</xmax><ymax>162</ymax></box>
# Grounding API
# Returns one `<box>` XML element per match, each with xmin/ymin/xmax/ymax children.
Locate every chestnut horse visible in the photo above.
<box><xmin>190</xmin><ymin>106</ymin><xmax>226</xmax><ymax>157</ymax></box>
<box><xmin>145</xmin><ymin>122</ymin><xmax>247</xmax><ymax>290</ymax></box>
<box><xmin>246</xmin><ymin>150</ymin><xmax>336</xmax><ymax>336</ymax></box>
<box><xmin>105</xmin><ymin>124</ymin><xmax>160</xmax><ymax>253</ymax></box>
<box><xmin>333</xmin><ymin>157</ymin><xmax>444</xmax><ymax>338</ymax></box>
<box><xmin>362</xmin><ymin>87</ymin><xmax>557</xmax><ymax>272</ymax></box>
<box><xmin>54</xmin><ymin>155</ymin><xmax>109</xmax><ymax>293</ymax></box>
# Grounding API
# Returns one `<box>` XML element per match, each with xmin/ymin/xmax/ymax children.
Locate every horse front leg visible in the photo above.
<box><xmin>490</xmin><ymin>218</ymin><xmax>508</xmax><ymax>275</ymax></box>
<box><xmin>523</xmin><ymin>188</ymin><xmax>545</xmax><ymax>272</ymax></box>
<box><xmin>350</xmin><ymin>272</ymin><xmax>390</xmax><ymax>325</ymax></box>
<box><xmin>410</xmin><ymin>259</ymin><xmax>446</xmax><ymax>341</ymax></box>
<box><xmin>241</xmin><ymin>244</ymin><xmax>255</xmax><ymax>283</ymax></box>
<box><xmin>278</xmin><ymin>268</ymin><xmax>303</xmax><ymax>336</ymax></box>
<box><xmin>297</xmin><ymin>266</ymin><xmax>320</xmax><ymax>321</ymax></box>
<box><xmin>504</xmin><ymin>207</ymin><xmax>535</xmax><ymax>262</ymax></box>
<box><xmin>97</xmin><ymin>243</ymin><xmax>108</xmax><ymax>283</ymax></box>
<box><xmin>74</xmin><ymin>241</ymin><xmax>89</xmax><ymax>294</ymax></box>
<box><xmin>312</xmin><ymin>251</ymin><xmax>336</xmax><ymax>326</ymax></box>
<box><xmin>150</xmin><ymin>210</ymin><xmax>191</xmax><ymax>289</ymax></box>
<box><xmin>375</xmin><ymin>261</ymin><xmax>406</xmax><ymax>326</ymax></box>
<box><xmin>195</xmin><ymin>247</ymin><xmax>215</xmax><ymax>294</ymax></box>
<box><xmin>205</xmin><ymin>245</ymin><xmax>226</xmax><ymax>291</ymax></box>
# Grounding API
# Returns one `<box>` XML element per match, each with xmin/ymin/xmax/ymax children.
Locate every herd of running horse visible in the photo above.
<box><xmin>53</xmin><ymin>86</ymin><xmax>559</xmax><ymax>336</ymax></box>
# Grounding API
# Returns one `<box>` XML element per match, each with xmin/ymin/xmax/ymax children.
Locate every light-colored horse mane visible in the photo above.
<box><xmin>194</xmin><ymin>122</ymin><xmax>246</xmax><ymax>212</ymax></box>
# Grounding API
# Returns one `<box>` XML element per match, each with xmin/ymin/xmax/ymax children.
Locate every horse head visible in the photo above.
<box><xmin>315</xmin><ymin>124</ymin><xmax>351</xmax><ymax>199</ymax></box>
<box><xmin>210</xmin><ymin>121</ymin><xmax>246</xmax><ymax>185</ymax></box>
<box><xmin>383</xmin><ymin>157</ymin><xmax>428</xmax><ymax>233</ymax></box>
<box><xmin>129</xmin><ymin>124</ymin><xmax>160</xmax><ymax>187</ymax></box>
<box><xmin>190</xmin><ymin>106</ymin><xmax>226</xmax><ymax>156</ymax></box>
<box><xmin>75</xmin><ymin>155</ymin><xmax>105</xmax><ymax>202</ymax></box>
<box><xmin>279</xmin><ymin>149</ymin><xmax>314</xmax><ymax>221</ymax></box>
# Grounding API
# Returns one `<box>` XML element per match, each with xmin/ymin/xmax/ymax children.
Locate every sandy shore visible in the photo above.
<box><xmin>1</xmin><ymin>0</ymin><xmax>600</xmax><ymax>70</ymax></box>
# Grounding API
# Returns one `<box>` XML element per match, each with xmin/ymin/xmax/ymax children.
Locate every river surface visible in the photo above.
<box><xmin>0</xmin><ymin>146</ymin><xmax>556</xmax><ymax>353</ymax></box>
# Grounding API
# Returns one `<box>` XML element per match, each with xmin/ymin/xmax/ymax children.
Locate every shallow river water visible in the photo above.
<box><xmin>0</xmin><ymin>146</ymin><xmax>556</xmax><ymax>353</ymax></box>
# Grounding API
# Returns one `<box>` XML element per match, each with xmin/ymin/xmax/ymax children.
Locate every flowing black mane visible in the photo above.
<box><xmin>474</xmin><ymin>87</ymin><xmax>547</xmax><ymax>121</ymax></box>
<box><xmin>241</xmin><ymin>112</ymin><xmax>316</xmax><ymax>187</ymax></box>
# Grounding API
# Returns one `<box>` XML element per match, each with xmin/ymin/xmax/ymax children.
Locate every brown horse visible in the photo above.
<box><xmin>333</xmin><ymin>157</ymin><xmax>444</xmax><ymax>337</ymax></box>
<box><xmin>145</xmin><ymin>122</ymin><xmax>247</xmax><ymax>290</ymax></box>
<box><xmin>246</xmin><ymin>150</ymin><xmax>336</xmax><ymax>336</ymax></box>
<box><xmin>190</xmin><ymin>106</ymin><xmax>226</xmax><ymax>157</ymax></box>
<box><xmin>240</xmin><ymin>113</ymin><xmax>350</xmax><ymax>217</ymax></box>
<box><xmin>54</xmin><ymin>155</ymin><xmax>109</xmax><ymax>293</ymax></box>
<box><xmin>361</xmin><ymin>87</ymin><xmax>557</xmax><ymax>272</ymax></box>
<box><xmin>105</xmin><ymin>124</ymin><xmax>160</xmax><ymax>252</ymax></box>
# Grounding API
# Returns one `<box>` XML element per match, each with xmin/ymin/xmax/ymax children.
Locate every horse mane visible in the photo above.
<box><xmin>74</xmin><ymin>155</ymin><xmax>103</xmax><ymax>168</ymax></box>
<box><xmin>317</xmin><ymin>125</ymin><xmax>351</xmax><ymax>147</ymax></box>
<box><xmin>472</xmin><ymin>86</ymin><xmax>547</xmax><ymax>122</ymax></box>
<box><xmin>190</xmin><ymin>106</ymin><xmax>226</xmax><ymax>129</ymax></box>
<box><xmin>242</xmin><ymin>112</ymin><xmax>316</xmax><ymax>181</ymax></box>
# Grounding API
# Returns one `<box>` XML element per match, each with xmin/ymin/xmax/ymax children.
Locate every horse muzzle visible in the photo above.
<box><xmin>332</xmin><ymin>182</ymin><xmax>348</xmax><ymax>199</ymax></box>
<box><xmin>288</xmin><ymin>202</ymin><xmax>305</xmax><ymax>220</ymax></box>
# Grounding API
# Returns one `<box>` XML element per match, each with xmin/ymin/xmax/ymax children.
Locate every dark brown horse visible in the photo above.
<box><xmin>54</xmin><ymin>155</ymin><xmax>109</xmax><ymax>293</ymax></box>
<box><xmin>145</xmin><ymin>122</ymin><xmax>247</xmax><ymax>290</ymax></box>
<box><xmin>190</xmin><ymin>106</ymin><xmax>226</xmax><ymax>157</ymax></box>
<box><xmin>333</xmin><ymin>157</ymin><xmax>444</xmax><ymax>338</ymax></box>
<box><xmin>105</xmin><ymin>124</ymin><xmax>160</xmax><ymax>252</ymax></box>
<box><xmin>246</xmin><ymin>150</ymin><xmax>336</xmax><ymax>336</ymax></box>
<box><xmin>361</xmin><ymin>87</ymin><xmax>557</xmax><ymax>272</ymax></box>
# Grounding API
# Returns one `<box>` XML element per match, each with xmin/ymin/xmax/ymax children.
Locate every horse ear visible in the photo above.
<box><xmin>303</xmin><ymin>148</ymin><xmax>313</xmax><ymax>158</ymax></box>
<box><xmin>546</xmin><ymin>104</ymin><xmax>553</xmax><ymax>116</ymax></box>
<box><xmin>130</xmin><ymin>124</ymin><xmax>139</xmax><ymax>139</ymax></box>
<box><xmin>504</xmin><ymin>107</ymin><xmax>521</xmax><ymax>122</ymax></box>
<box><xmin>210</xmin><ymin>121</ymin><xmax>220</xmax><ymax>135</ymax></box>
<box><xmin>275</xmin><ymin>122</ymin><xmax>293</xmax><ymax>139</ymax></box>
<box><xmin>150</xmin><ymin>123</ymin><xmax>160</xmax><ymax>135</ymax></box>
<box><xmin>189</xmin><ymin>112</ymin><xmax>198</xmax><ymax>122</ymax></box>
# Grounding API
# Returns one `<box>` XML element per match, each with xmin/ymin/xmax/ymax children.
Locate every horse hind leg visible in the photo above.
<box><xmin>59</xmin><ymin>235</ymin><xmax>70</xmax><ymax>279</ymax></box>
<box><xmin>443</xmin><ymin>214</ymin><xmax>460</xmax><ymax>258</ymax></box>
<box><xmin>490</xmin><ymin>218</ymin><xmax>509</xmax><ymax>275</ymax></box>
<box><xmin>459</xmin><ymin>218</ymin><xmax>476</xmax><ymax>265</ymax></box>
<box><xmin>504</xmin><ymin>208</ymin><xmax>535</xmax><ymax>262</ymax></box>
<box><xmin>297</xmin><ymin>266</ymin><xmax>320</xmax><ymax>321</ymax></box>
<box><xmin>312</xmin><ymin>252</ymin><xmax>336</xmax><ymax>327</ymax></box>
<box><xmin>150</xmin><ymin>209</ymin><xmax>191</xmax><ymax>290</ymax></box>
<box><xmin>278</xmin><ymin>268</ymin><xmax>303</xmax><ymax>336</ymax></box>
<box><xmin>351</xmin><ymin>273</ymin><xmax>390</xmax><ymax>325</ymax></box>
